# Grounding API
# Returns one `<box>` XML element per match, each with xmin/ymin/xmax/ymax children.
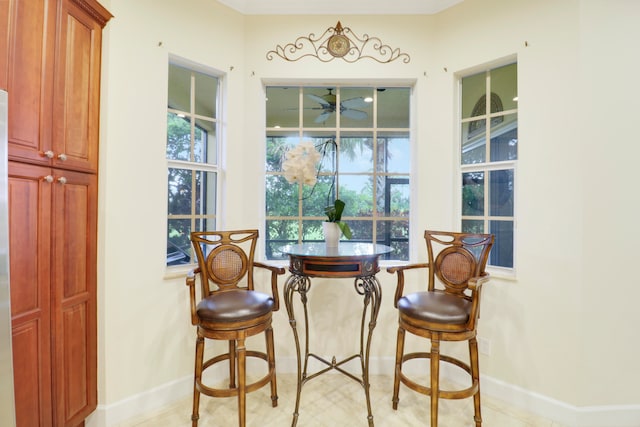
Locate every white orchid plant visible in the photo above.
<box><xmin>282</xmin><ymin>141</ymin><xmax>321</xmax><ymax>186</ymax></box>
<box><xmin>282</xmin><ymin>140</ymin><xmax>352</xmax><ymax>239</ymax></box>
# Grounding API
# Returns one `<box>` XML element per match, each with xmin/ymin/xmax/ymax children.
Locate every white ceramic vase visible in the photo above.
<box><xmin>322</xmin><ymin>222</ymin><xmax>341</xmax><ymax>247</ymax></box>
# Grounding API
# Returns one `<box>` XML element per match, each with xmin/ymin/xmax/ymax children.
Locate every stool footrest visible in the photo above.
<box><xmin>399</xmin><ymin>352</ymin><xmax>479</xmax><ymax>400</ymax></box>
<box><xmin>197</xmin><ymin>351</ymin><xmax>274</xmax><ymax>398</ymax></box>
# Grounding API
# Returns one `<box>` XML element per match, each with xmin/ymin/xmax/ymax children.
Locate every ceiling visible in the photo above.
<box><xmin>216</xmin><ymin>0</ymin><xmax>463</xmax><ymax>15</ymax></box>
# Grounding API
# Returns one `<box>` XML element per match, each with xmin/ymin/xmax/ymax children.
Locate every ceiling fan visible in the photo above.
<box><xmin>307</xmin><ymin>89</ymin><xmax>369</xmax><ymax>123</ymax></box>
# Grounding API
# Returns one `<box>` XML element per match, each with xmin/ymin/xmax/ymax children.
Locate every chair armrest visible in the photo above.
<box><xmin>468</xmin><ymin>272</ymin><xmax>491</xmax><ymax>291</ymax></box>
<box><xmin>254</xmin><ymin>262</ymin><xmax>286</xmax><ymax>312</ymax></box>
<box><xmin>185</xmin><ymin>268</ymin><xmax>201</xmax><ymax>325</ymax></box>
<box><xmin>386</xmin><ymin>263</ymin><xmax>429</xmax><ymax>308</ymax></box>
<box><xmin>467</xmin><ymin>272</ymin><xmax>491</xmax><ymax>329</ymax></box>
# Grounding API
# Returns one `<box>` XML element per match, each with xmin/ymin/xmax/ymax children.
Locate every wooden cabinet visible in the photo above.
<box><xmin>2</xmin><ymin>0</ymin><xmax>109</xmax><ymax>173</ymax></box>
<box><xmin>2</xmin><ymin>0</ymin><xmax>110</xmax><ymax>426</ymax></box>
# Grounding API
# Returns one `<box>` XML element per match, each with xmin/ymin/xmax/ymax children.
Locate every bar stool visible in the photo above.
<box><xmin>387</xmin><ymin>230</ymin><xmax>494</xmax><ymax>426</ymax></box>
<box><xmin>186</xmin><ymin>230</ymin><xmax>285</xmax><ymax>427</ymax></box>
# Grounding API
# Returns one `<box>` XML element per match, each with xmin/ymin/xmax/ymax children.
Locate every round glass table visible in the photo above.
<box><xmin>279</xmin><ymin>242</ymin><xmax>392</xmax><ymax>427</ymax></box>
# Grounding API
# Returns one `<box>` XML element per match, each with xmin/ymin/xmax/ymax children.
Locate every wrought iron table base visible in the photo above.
<box><xmin>283</xmin><ymin>273</ymin><xmax>382</xmax><ymax>427</ymax></box>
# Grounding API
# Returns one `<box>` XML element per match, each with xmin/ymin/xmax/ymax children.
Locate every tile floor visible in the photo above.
<box><xmin>115</xmin><ymin>372</ymin><xmax>567</xmax><ymax>427</ymax></box>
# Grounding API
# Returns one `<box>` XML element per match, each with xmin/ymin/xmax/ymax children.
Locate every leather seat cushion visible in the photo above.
<box><xmin>398</xmin><ymin>291</ymin><xmax>470</xmax><ymax>325</ymax></box>
<box><xmin>197</xmin><ymin>289</ymin><xmax>274</xmax><ymax>322</ymax></box>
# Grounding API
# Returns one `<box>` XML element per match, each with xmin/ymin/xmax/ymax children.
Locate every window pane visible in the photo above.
<box><xmin>462</xmin><ymin>219</ymin><xmax>484</xmax><ymax>234</ymax></box>
<box><xmin>168</xmin><ymin>168</ymin><xmax>193</xmax><ymax>215</ymax></box>
<box><xmin>168</xmin><ymin>64</ymin><xmax>190</xmax><ymax>112</ymax></box>
<box><xmin>309</xmin><ymin>135</ymin><xmax>336</xmax><ymax>173</ymax></box>
<box><xmin>490</xmin><ymin>114</ymin><xmax>517</xmax><ymax>162</ymax></box>
<box><xmin>266</xmin><ymin>175</ymin><xmax>297</xmax><ymax>216</ymax></box>
<box><xmin>489</xmin><ymin>169</ymin><xmax>514</xmax><ymax>217</ymax></box>
<box><xmin>462</xmin><ymin>172</ymin><xmax>484</xmax><ymax>216</ymax></box>
<box><xmin>267</xmin><ymin>87</ymin><xmax>299</xmax><ymax>128</ymax></box>
<box><xmin>377</xmin><ymin>220</ymin><xmax>409</xmax><ymax>258</ymax></box>
<box><xmin>302</xmin><ymin>220</ymin><xmax>323</xmax><ymax>241</ymax></box>
<box><xmin>378</xmin><ymin>87</ymin><xmax>410</xmax><ymax>128</ymax></box>
<box><xmin>462</xmin><ymin>119</ymin><xmax>486</xmax><ymax>164</ymax></box>
<box><xmin>304</xmin><ymin>87</ymin><xmax>336</xmax><ymax>127</ymax></box>
<box><xmin>489</xmin><ymin>220</ymin><xmax>514</xmax><ymax>268</ymax></box>
<box><xmin>461</xmin><ymin>72</ymin><xmax>485</xmax><ymax>119</ymax></box>
<box><xmin>340</xmin><ymin>134</ymin><xmax>373</xmax><ymax>173</ymax></box>
<box><xmin>194</xmin><ymin>71</ymin><xmax>217</xmax><ymax>117</ymax></box>
<box><xmin>166</xmin><ymin>112</ymin><xmax>191</xmax><ymax>161</ymax></box>
<box><xmin>340</xmin><ymin>87</ymin><xmax>373</xmax><ymax>128</ymax></box>
<box><xmin>266</xmin><ymin>219</ymin><xmax>299</xmax><ymax>244</ymax></box>
<box><xmin>196</xmin><ymin>171</ymin><xmax>216</xmax><ymax>216</ymax></box>
<box><xmin>303</xmin><ymin>175</ymin><xmax>335</xmax><ymax>217</ymax></box>
<box><xmin>491</xmin><ymin>63</ymin><xmax>518</xmax><ymax>111</ymax></box>
<box><xmin>339</xmin><ymin>177</ymin><xmax>373</xmax><ymax>217</ymax></box>
<box><xmin>167</xmin><ymin>219</ymin><xmax>192</xmax><ymax>266</ymax></box>
<box><xmin>353</xmin><ymin>220</ymin><xmax>373</xmax><ymax>240</ymax></box>
<box><xmin>266</xmin><ymin>133</ymin><xmax>299</xmax><ymax>171</ymax></box>
<box><xmin>194</xmin><ymin>118</ymin><xmax>215</xmax><ymax>163</ymax></box>
<box><xmin>380</xmin><ymin>177</ymin><xmax>410</xmax><ymax>217</ymax></box>
<box><xmin>377</xmin><ymin>133</ymin><xmax>410</xmax><ymax>173</ymax></box>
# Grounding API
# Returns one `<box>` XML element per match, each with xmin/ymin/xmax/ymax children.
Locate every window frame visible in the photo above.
<box><xmin>264</xmin><ymin>84</ymin><xmax>413</xmax><ymax>262</ymax></box>
<box><xmin>166</xmin><ymin>57</ymin><xmax>223</xmax><ymax>270</ymax></box>
<box><xmin>457</xmin><ymin>60</ymin><xmax>518</xmax><ymax>276</ymax></box>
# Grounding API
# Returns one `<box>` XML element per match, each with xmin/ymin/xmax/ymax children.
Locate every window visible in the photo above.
<box><xmin>265</xmin><ymin>86</ymin><xmax>411</xmax><ymax>261</ymax></box>
<box><xmin>460</xmin><ymin>62</ymin><xmax>517</xmax><ymax>270</ymax></box>
<box><xmin>166</xmin><ymin>61</ymin><xmax>220</xmax><ymax>266</ymax></box>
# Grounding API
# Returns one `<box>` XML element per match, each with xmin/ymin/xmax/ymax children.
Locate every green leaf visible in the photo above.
<box><xmin>337</xmin><ymin>221</ymin><xmax>352</xmax><ymax>240</ymax></box>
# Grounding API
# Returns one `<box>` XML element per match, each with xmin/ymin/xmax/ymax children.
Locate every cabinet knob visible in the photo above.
<box><xmin>57</xmin><ymin>177</ymin><xmax>67</xmax><ymax>185</ymax></box>
<box><xmin>44</xmin><ymin>175</ymin><xmax>54</xmax><ymax>183</ymax></box>
<box><xmin>57</xmin><ymin>153</ymin><xmax>67</xmax><ymax>161</ymax></box>
<box><xmin>43</xmin><ymin>150</ymin><xmax>55</xmax><ymax>159</ymax></box>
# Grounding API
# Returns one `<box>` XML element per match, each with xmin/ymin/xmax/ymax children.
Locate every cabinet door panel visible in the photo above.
<box><xmin>5</xmin><ymin>0</ymin><xmax>56</xmax><ymax>165</ymax></box>
<box><xmin>51</xmin><ymin>169</ymin><xmax>97</xmax><ymax>426</ymax></box>
<box><xmin>52</xmin><ymin>0</ymin><xmax>107</xmax><ymax>173</ymax></box>
<box><xmin>8</xmin><ymin>161</ymin><xmax>53</xmax><ymax>427</ymax></box>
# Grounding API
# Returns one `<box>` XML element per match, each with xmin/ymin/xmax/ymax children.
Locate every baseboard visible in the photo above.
<box><xmin>88</xmin><ymin>356</ymin><xmax>640</xmax><ymax>427</ymax></box>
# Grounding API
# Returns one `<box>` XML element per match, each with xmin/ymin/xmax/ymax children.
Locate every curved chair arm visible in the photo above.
<box><xmin>186</xmin><ymin>268</ymin><xmax>201</xmax><ymax>326</ymax></box>
<box><xmin>468</xmin><ymin>272</ymin><xmax>491</xmax><ymax>292</ymax></box>
<box><xmin>467</xmin><ymin>272</ymin><xmax>491</xmax><ymax>329</ymax></box>
<box><xmin>386</xmin><ymin>263</ymin><xmax>429</xmax><ymax>308</ymax></box>
<box><xmin>254</xmin><ymin>262</ymin><xmax>286</xmax><ymax>312</ymax></box>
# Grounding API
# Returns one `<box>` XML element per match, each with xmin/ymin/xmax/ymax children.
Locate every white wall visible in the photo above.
<box><xmin>95</xmin><ymin>0</ymin><xmax>640</xmax><ymax>425</ymax></box>
<box><xmin>96</xmin><ymin>0</ymin><xmax>246</xmax><ymax>424</ymax></box>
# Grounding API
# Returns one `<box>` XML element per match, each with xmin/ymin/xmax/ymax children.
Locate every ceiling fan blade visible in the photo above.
<box><xmin>315</xmin><ymin>111</ymin><xmax>332</xmax><ymax>123</ymax></box>
<box><xmin>342</xmin><ymin>109</ymin><xmax>368</xmax><ymax>121</ymax></box>
<box><xmin>308</xmin><ymin>93</ymin><xmax>332</xmax><ymax>106</ymax></box>
<box><xmin>341</xmin><ymin>97</ymin><xmax>368</xmax><ymax>109</ymax></box>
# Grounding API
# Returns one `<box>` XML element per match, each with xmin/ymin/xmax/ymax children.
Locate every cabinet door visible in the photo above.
<box><xmin>8</xmin><ymin>161</ymin><xmax>53</xmax><ymax>427</ymax></box>
<box><xmin>4</xmin><ymin>0</ymin><xmax>57</xmax><ymax>165</ymax></box>
<box><xmin>52</xmin><ymin>0</ymin><xmax>111</xmax><ymax>173</ymax></box>
<box><xmin>50</xmin><ymin>169</ymin><xmax>97</xmax><ymax>426</ymax></box>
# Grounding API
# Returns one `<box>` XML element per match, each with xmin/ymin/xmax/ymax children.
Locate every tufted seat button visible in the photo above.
<box><xmin>196</xmin><ymin>289</ymin><xmax>274</xmax><ymax>323</ymax></box>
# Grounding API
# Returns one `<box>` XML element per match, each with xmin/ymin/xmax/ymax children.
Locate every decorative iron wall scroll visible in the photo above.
<box><xmin>266</xmin><ymin>21</ymin><xmax>411</xmax><ymax>64</ymax></box>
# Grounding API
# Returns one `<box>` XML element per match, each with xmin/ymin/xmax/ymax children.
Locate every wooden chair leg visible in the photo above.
<box><xmin>237</xmin><ymin>337</ymin><xmax>247</xmax><ymax>427</ymax></box>
<box><xmin>192</xmin><ymin>335</ymin><xmax>204</xmax><ymax>427</ymax></box>
<box><xmin>229</xmin><ymin>340</ymin><xmax>237</xmax><ymax>389</ymax></box>
<box><xmin>266</xmin><ymin>326</ymin><xmax>278</xmax><ymax>407</ymax></box>
<box><xmin>430</xmin><ymin>337</ymin><xmax>441</xmax><ymax>427</ymax></box>
<box><xmin>392</xmin><ymin>326</ymin><xmax>405</xmax><ymax>410</ymax></box>
<box><xmin>469</xmin><ymin>338</ymin><xmax>482</xmax><ymax>426</ymax></box>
